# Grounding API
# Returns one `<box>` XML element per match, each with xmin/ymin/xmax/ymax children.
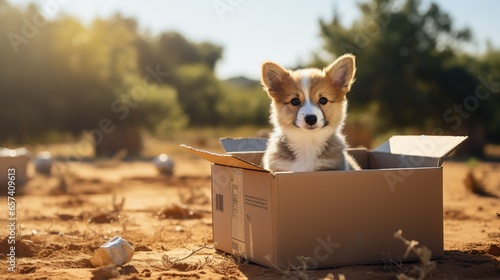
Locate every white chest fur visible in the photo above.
<box><xmin>284</xmin><ymin>127</ymin><xmax>335</xmax><ymax>172</ymax></box>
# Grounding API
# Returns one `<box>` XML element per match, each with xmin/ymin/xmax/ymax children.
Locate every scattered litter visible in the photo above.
<box><xmin>0</xmin><ymin>147</ymin><xmax>29</xmax><ymax>157</ymax></box>
<box><xmin>153</xmin><ymin>154</ymin><xmax>175</xmax><ymax>175</ymax></box>
<box><xmin>0</xmin><ymin>147</ymin><xmax>29</xmax><ymax>186</ymax></box>
<box><xmin>90</xmin><ymin>236</ymin><xmax>135</xmax><ymax>267</ymax></box>
<box><xmin>34</xmin><ymin>151</ymin><xmax>53</xmax><ymax>175</ymax></box>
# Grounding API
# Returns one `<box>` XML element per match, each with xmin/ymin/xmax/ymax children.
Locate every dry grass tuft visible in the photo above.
<box><xmin>112</xmin><ymin>194</ymin><xmax>126</xmax><ymax>212</ymax></box>
<box><xmin>263</xmin><ymin>255</ymin><xmax>312</xmax><ymax>280</ymax></box>
<box><xmin>207</xmin><ymin>255</ymin><xmax>240</xmax><ymax>275</ymax></box>
<box><xmin>394</xmin><ymin>230</ymin><xmax>436</xmax><ymax>280</ymax></box>
<box><xmin>50</xmin><ymin>162</ymin><xmax>71</xmax><ymax>194</ymax></box>
<box><xmin>161</xmin><ymin>242</ymin><xmax>215</xmax><ymax>266</ymax></box>
<box><xmin>179</xmin><ymin>186</ymin><xmax>210</xmax><ymax>205</ymax></box>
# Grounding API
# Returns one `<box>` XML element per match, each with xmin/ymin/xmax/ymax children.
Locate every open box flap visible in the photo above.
<box><xmin>181</xmin><ymin>144</ymin><xmax>268</xmax><ymax>172</ymax></box>
<box><xmin>374</xmin><ymin>135</ymin><xmax>468</xmax><ymax>158</ymax></box>
<box><xmin>219</xmin><ymin>138</ymin><xmax>268</xmax><ymax>153</ymax></box>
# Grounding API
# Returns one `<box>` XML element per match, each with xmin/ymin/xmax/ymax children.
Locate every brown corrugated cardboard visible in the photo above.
<box><xmin>182</xmin><ymin>135</ymin><xmax>467</xmax><ymax>269</ymax></box>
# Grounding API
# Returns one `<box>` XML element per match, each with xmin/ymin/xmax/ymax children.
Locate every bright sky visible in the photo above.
<box><xmin>13</xmin><ymin>0</ymin><xmax>500</xmax><ymax>80</ymax></box>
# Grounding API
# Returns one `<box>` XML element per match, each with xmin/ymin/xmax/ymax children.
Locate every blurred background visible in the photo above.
<box><xmin>1</xmin><ymin>0</ymin><xmax>499</xmax><ymax>158</ymax></box>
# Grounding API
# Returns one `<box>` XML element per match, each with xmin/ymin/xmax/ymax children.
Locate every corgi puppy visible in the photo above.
<box><xmin>261</xmin><ymin>54</ymin><xmax>360</xmax><ymax>172</ymax></box>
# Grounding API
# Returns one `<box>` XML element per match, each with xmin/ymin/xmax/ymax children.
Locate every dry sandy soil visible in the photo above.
<box><xmin>1</xmin><ymin>148</ymin><xmax>499</xmax><ymax>279</ymax></box>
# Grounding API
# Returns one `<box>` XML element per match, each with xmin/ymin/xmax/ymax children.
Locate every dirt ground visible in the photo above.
<box><xmin>1</xmin><ymin>149</ymin><xmax>500</xmax><ymax>279</ymax></box>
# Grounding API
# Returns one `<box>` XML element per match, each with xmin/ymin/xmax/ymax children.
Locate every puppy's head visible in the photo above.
<box><xmin>261</xmin><ymin>54</ymin><xmax>356</xmax><ymax>132</ymax></box>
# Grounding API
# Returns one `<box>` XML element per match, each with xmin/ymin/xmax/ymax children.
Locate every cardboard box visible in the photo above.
<box><xmin>0</xmin><ymin>147</ymin><xmax>29</xmax><ymax>188</ymax></box>
<box><xmin>182</xmin><ymin>135</ymin><xmax>467</xmax><ymax>269</ymax></box>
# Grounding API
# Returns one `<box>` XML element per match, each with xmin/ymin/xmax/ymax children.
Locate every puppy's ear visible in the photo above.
<box><xmin>261</xmin><ymin>62</ymin><xmax>289</xmax><ymax>97</ymax></box>
<box><xmin>324</xmin><ymin>54</ymin><xmax>356</xmax><ymax>92</ymax></box>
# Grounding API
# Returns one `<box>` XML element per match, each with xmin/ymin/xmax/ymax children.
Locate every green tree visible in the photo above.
<box><xmin>0</xmin><ymin>0</ymin><xmax>268</xmax><ymax>146</ymax></box>
<box><xmin>474</xmin><ymin>48</ymin><xmax>500</xmax><ymax>143</ymax></box>
<box><xmin>174</xmin><ymin>64</ymin><xmax>222</xmax><ymax>126</ymax></box>
<box><xmin>217</xmin><ymin>80</ymin><xmax>270</xmax><ymax>126</ymax></box>
<box><xmin>316</xmin><ymin>0</ymin><xmax>484</xmax><ymax>134</ymax></box>
<box><xmin>0</xmin><ymin>2</ymin><xmax>189</xmax><ymax>144</ymax></box>
<box><xmin>135</xmin><ymin>31</ymin><xmax>224</xmax><ymax>126</ymax></box>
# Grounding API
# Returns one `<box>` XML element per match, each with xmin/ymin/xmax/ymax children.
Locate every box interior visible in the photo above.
<box><xmin>226</xmin><ymin>149</ymin><xmax>441</xmax><ymax>171</ymax></box>
<box><xmin>218</xmin><ymin>135</ymin><xmax>469</xmax><ymax>171</ymax></box>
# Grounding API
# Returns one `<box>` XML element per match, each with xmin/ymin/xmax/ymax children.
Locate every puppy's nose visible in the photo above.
<box><xmin>304</xmin><ymin>114</ymin><xmax>317</xmax><ymax>126</ymax></box>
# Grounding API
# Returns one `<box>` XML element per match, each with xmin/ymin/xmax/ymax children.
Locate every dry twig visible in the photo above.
<box><xmin>161</xmin><ymin>242</ymin><xmax>217</xmax><ymax>269</ymax></box>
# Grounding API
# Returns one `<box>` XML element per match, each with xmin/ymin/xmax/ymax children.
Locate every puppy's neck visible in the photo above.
<box><xmin>282</xmin><ymin>126</ymin><xmax>337</xmax><ymax>157</ymax></box>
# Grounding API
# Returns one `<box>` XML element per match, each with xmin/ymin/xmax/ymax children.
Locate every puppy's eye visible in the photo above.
<box><xmin>319</xmin><ymin>97</ymin><xmax>328</xmax><ymax>105</ymax></box>
<box><xmin>291</xmin><ymin>98</ymin><xmax>301</xmax><ymax>106</ymax></box>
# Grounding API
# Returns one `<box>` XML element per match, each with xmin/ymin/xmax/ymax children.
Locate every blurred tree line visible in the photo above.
<box><xmin>313</xmin><ymin>0</ymin><xmax>500</xmax><ymax>154</ymax></box>
<box><xmin>1</xmin><ymin>0</ymin><xmax>499</xmax><ymax>155</ymax></box>
<box><xmin>0</xmin><ymin>0</ymin><xmax>268</xmax><ymax>146</ymax></box>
